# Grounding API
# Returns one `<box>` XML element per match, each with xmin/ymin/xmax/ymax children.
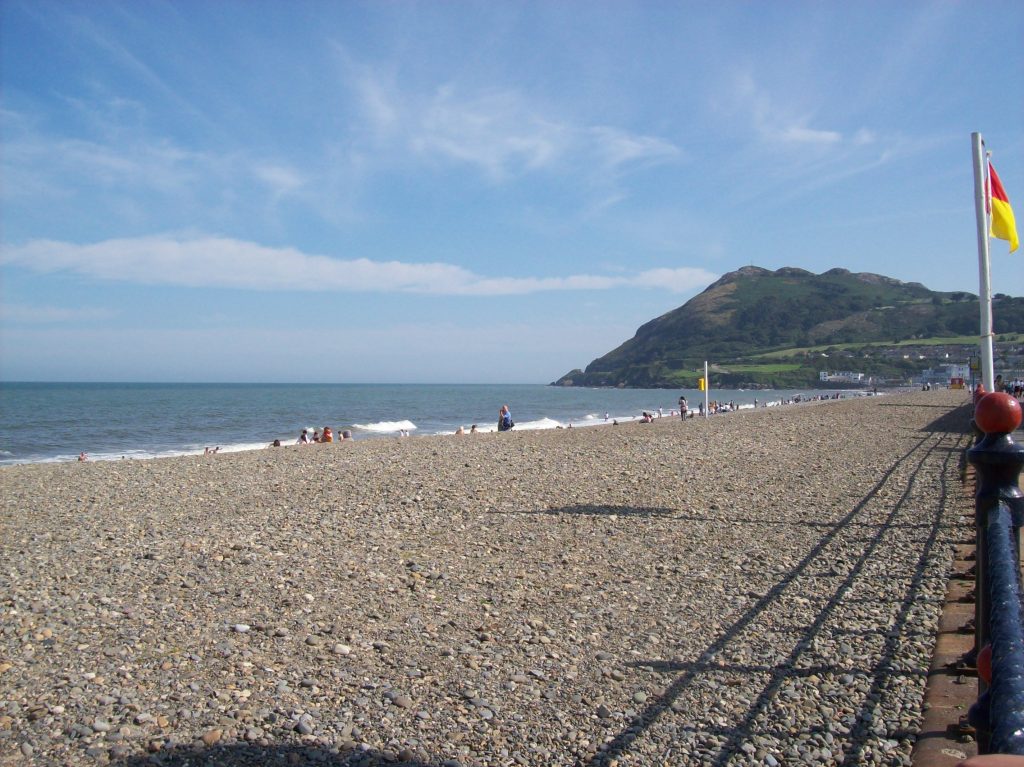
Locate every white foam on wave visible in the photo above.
<box><xmin>217</xmin><ymin>441</ymin><xmax>283</xmax><ymax>454</ymax></box>
<box><xmin>0</xmin><ymin>438</ymin><xmax>295</xmax><ymax>465</ymax></box>
<box><xmin>512</xmin><ymin>417</ymin><xmax>563</xmax><ymax>431</ymax></box>
<box><xmin>353</xmin><ymin>419</ymin><xmax>417</xmax><ymax>434</ymax></box>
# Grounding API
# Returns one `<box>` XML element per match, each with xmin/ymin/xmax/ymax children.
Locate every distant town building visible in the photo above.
<box><xmin>819</xmin><ymin>371</ymin><xmax>865</xmax><ymax>383</ymax></box>
<box><xmin>919</xmin><ymin>363</ymin><xmax>970</xmax><ymax>385</ymax></box>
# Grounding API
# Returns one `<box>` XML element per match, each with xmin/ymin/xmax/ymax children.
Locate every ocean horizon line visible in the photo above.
<box><xmin>0</xmin><ymin>380</ymin><xmax>550</xmax><ymax>387</ymax></box>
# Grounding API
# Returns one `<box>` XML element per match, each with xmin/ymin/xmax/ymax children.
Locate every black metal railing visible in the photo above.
<box><xmin>967</xmin><ymin>392</ymin><xmax>1024</xmax><ymax>754</ymax></box>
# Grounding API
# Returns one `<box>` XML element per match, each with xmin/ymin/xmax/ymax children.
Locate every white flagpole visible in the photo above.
<box><xmin>972</xmin><ymin>132</ymin><xmax>995</xmax><ymax>391</ymax></box>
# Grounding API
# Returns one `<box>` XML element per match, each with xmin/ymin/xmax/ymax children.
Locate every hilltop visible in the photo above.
<box><xmin>553</xmin><ymin>266</ymin><xmax>1024</xmax><ymax>388</ymax></box>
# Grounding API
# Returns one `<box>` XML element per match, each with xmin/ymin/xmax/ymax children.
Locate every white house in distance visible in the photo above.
<box><xmin>919</xmin><ymin>363</ymin><xmax>970</xmax><ymax>385</ymax></box>
<box><xmin>819</xmin><ymin>371</ymin><xmax>865</xmax><ymax>383</ymax></box>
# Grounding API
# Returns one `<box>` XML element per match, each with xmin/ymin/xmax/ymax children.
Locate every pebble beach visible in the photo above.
<box><xmin>0</xmin><ymin>389</ymin><xmax>974</xmax><ymax>766</ymax></box>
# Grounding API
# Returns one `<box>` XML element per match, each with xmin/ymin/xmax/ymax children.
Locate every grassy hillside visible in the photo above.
<box><xmin>553</xmin><ymin>267</ymin><xmax>1024</xmax><ymax>388</ymax></box>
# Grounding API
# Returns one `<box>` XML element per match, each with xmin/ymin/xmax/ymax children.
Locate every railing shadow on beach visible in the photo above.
<box><xmin>577</xmin><ymin>429</ymin><xmax>968</xmax><ymax>766</ymax></box>
<box><xmin>875</xmin><ymin>401</ymin><xmax>974</xmax><ymax>434</ymax></box>
<box><xmin>917</xmin><ymin>402</ymin><xmax>974</xmax><ymax>434</ymax></box>
<box><xmin>113</xmin><ymin>743</ymin><xmax>436</xmax><ymax>766</ymax></box>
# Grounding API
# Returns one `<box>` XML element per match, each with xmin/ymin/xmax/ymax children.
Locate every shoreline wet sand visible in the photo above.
<box><xmin>0</xmin><ymin>389</ymin><xmax>973</xmax><ymax>766</ymax></box>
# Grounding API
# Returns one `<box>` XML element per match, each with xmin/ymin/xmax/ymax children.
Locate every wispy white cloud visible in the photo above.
<box><xmin>412</xmin><ymin>87</ymin><xmax>569</xmax><ymax>180</ymax></box>
<box><xmin>251</xmin><ymin>164</ymin><xmax>306</xmax><ymax>198</ymax></box>
<box><xmin>728</xmin><ymin>72</ymin><xmax>861</xmax><ymax>149</ymax></box>
<box><xmin>2</xmin><ymin>112</ymin><xmax>314</xmax><ymax>232</ymax></box>
<box><xmin>852</xmin><ymin>128</ymin><xmax>876</xmax><ymax>146</ymax></box>
<box><xmin>1</xmin><ymin>236</ymin><xmax>717</xmax><ymax>297</ymax></box>
<box><xmin>347</xmin><ymin>67</ymin><xmax>681</xmax><ymax>183</ymax></box>
<box><xmin>3</xmin><ymin>122</ymin><xmax>204</xmax><ymax>198</ymax></box>
<box><xmin>589</xmin><ymin>127</ymin><xmax>681</xmax><ymax>170</ymax></box>
<box><xmin>58</xmin><ymin>7</ymin><xmax>223</xmax><ymax>139</ymax></box>
<box><xmin>776</xmin><ymin>126</ymin><xmax>842</xmax><ymax>146</ymax></box>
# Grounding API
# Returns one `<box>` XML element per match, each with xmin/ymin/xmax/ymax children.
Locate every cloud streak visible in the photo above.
<box><xmin>1</xmin><ymin>236</ymin><xmax>717</xmax><ymax>297</ymax></box>
<box><xmin>350</xmin><ymin>70</ymin><xmax>681</xmax><ymax>183</ymax></box>
<box><xmin>726</xmin><ymin>72</ymin><xmax>868</xmax><ymax>150</ymax></box>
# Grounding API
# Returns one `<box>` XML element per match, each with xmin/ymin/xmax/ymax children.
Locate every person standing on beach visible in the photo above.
<box><xmin>678</xmin><ymin>396</ymin><xmax>688</xmax><ymax>420</ymax></box>
<box><xmin>498</xmin><ymin>404</ymin><xmax>513</xmax><ymax>432</ymax></box>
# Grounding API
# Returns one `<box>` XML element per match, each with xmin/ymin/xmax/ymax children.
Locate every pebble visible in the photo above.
<box><xmin>0</xmin><ymin>391</ymin><xmax>970</xmax><ymax>766</ymax></box>
<box><xmin>295</xmin><ymin>714</ymin><xmax>315</xmax><ymax>735</ymax></box>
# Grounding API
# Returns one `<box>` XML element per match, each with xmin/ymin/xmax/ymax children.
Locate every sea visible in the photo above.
<box><xmin>0</xmin><ymin>382</ymin><xmax>866</xmax><ymax>466</ymax></box>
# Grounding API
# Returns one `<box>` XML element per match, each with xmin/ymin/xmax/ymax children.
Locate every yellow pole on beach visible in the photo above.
<box><xmin>704</xmin><ymin>360</ymin><xmax>709</xmax><ymax>419</ymax></box>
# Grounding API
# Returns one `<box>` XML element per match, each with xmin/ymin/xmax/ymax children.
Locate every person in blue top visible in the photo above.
<box><xmin>498</xmin><ymin>404</ymin><xmax>513</xmax><ymax>432</ymax></box>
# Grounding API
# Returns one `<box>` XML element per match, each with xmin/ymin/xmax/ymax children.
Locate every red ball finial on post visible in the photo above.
<box><xmin>975</xmin><ymin>392</ymin><xmax>1023</xmax><ymax>435</ymax></box>
<box><xmin>978</xmin><ymin>643</ymin><xmax>993</xmax><ymax>685</ymax></box>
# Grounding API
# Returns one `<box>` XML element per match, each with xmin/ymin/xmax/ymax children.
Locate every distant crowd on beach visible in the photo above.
<box><xmin>265</xmin><ymin>404</ymin><xmax>517</xmax><ymax>449</ymax></box>
<box><xmin>292</xmin><ymin>427</ymin><xmax>353</xmax><ymax>445</ymax></box>
<box><xmin>184</xmin><ymin>392</ymin><xmax>877</xmax><ymax>460</ymax></box>
<box><xmin>71</xmin><ymin>392</ymin><xmax>878</xmax><ymax>463</ymax></box>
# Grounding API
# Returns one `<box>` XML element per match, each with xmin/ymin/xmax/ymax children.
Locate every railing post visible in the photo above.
<box><xmin>967</xmin><ymin>392</ymin><xmax>1024</xmax><ymax>752</ymax></box>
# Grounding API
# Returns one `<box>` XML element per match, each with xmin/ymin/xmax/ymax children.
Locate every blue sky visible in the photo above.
<box><xmin>1</xmin><ymin>1</ymin><xmax>1022</xmax><ymax>383</ymax></box>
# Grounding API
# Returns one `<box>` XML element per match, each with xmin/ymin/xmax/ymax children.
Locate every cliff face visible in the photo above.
<box><xmin>552</xmin><ymin>266</ymin><xmax>1024</xmax><ymax>388</ymax></box>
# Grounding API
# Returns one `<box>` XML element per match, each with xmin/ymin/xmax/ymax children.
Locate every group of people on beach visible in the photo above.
<box><xmin>296</xmin><ymin>427</ymin><xmax>352</xmax><ymax>445</ymax></box>
<box><xmin>453</xmin><ymin>404</ymin><xmax>514</xmax><ymax>435</ymax></box>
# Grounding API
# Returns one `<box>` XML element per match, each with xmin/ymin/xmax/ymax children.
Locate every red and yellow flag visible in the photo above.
<box><xmin>989</xmin><ymin>162</ymin><xmax>1019</xmax><ymax>253</ymax></box>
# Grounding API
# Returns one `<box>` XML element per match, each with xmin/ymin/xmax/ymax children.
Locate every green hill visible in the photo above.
<box><xmin>552</xmin><ymin>266</ymin><xmax>1024</xmax><ymax>388</ymax></box>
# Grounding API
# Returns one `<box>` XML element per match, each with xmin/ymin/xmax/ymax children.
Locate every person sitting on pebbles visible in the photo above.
<box><xmin>321</xmin><ymin>426</ymin><xmax>333</xmax><ymax>443</ymax></box>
